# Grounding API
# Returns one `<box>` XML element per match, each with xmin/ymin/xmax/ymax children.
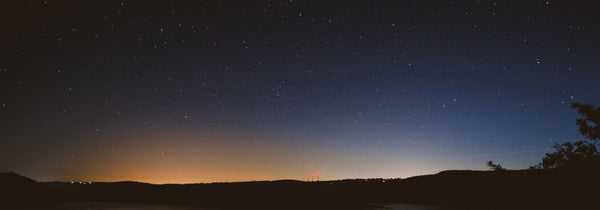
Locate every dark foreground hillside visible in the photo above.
<box><xmin>2</xmin><ymin>167</ymin><xmax>599</xmax><ymax>209</ymax></box>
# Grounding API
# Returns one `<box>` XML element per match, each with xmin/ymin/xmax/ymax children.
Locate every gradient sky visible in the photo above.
<box><xmin>1</xmin><ymin>0</ymin><xmax>599</xmax><ymax>184</ymax></box>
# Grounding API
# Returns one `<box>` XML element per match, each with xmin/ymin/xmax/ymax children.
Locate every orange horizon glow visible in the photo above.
<box><xmin>14</xmin><ymin>127</ymin><xmax>508</xmax><ymax>184</ymax></box>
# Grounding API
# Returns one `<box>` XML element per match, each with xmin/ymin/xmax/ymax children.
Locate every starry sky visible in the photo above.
<box><xmin>1</xmin><ymin>0</ymin><xmax>599</xmax><ymax>184</ymax></box>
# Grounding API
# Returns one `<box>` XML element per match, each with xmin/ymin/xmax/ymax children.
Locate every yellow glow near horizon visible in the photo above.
<box><xmin>19</xmin><ymin>127</ymin><xmax>489</xmax><ymax>184</ymax></box>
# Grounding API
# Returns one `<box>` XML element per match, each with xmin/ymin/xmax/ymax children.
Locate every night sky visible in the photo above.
<box><xmin>1</xmin><ymin>0</ymin><xmax>599</xmax><ymax>184</ymax></box>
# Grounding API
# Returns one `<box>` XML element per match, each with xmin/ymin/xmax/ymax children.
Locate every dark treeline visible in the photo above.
<box><xmin>2</xmin><ymin>167</ymin><xmax>600</xmax><ymax>209</ymax></box>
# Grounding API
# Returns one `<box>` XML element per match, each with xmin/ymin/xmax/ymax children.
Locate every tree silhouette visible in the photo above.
<box><xmin>571</xmin><ymin>103</ymin><xmax>600</xmax><ymax>145</ymax></box>
<box><xmin>532</xmin><ymin>103</ymin><xmax>600</xmax><ymax>169</ymax></box>
<box><xmin>487</xmin><ymin>161</ymin><xmax>506</xmax><ymax>171</ymax></box>
<box><xmin>533</xmin><ymin>141</ymin><xmax>598</xmax><ymax>169</ymax></box>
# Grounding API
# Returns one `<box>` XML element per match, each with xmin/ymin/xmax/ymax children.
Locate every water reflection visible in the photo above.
<box><xmin>376</xmin><ymin>203</ymin><xmax>443</xmax><ymax>210</ymax></box>
<box><xmin>55</xmin><ymin>202</ymin><xmax>213</xmax><ymax>210</ymax></box>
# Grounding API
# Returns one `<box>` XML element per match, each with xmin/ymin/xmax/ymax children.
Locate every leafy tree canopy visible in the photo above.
<box><xmin>571</xmin><ymin>103</ymin><xmax>600</xmax><ymax>142</ymax></box>
<box><xmin>531</xmin><ymin>103</ymin><xmax>600</xmax><ymax>169</ymax></box>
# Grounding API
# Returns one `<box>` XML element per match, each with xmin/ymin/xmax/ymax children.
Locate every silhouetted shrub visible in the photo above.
<box><xmin>486</xmin><ymin>161</ymin><xmax>506</xmax><ymax>171</ymax></box>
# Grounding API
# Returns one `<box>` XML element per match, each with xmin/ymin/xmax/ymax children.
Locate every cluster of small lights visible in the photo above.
<box><xmin>70</xmin><ymin>181</ymin><xmax>93</xmax><ymax>184</ymax></box>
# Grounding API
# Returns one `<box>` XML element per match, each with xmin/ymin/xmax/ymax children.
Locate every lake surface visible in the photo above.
<box><xmin>20</xmin><ymin>201</ymin><xmax>442</xmax><ymax>210</ymax></box>
<box><xmin>53</xmin><ymin>202</ymin><xmax>214</xmax><ymax>210</ymax></box>
<box><xmin>377</xmin><ymin>203</ymin><xmax>444</xmax><ymax>210</ymax></box>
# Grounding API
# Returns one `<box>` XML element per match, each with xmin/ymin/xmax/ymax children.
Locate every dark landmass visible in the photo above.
<box><xmin>2</xmin><ymin>167</ymin><xmax>599</xmax><ymax>209</ymax></box>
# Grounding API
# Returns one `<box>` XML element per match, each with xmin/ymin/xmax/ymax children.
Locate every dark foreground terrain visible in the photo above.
<box><xmin>2</xmin><ymin>167</ymin><xmax>599</xmax><ymax>209</ymax></box>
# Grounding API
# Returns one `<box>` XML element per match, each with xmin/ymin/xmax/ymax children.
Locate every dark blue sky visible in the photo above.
<box><xmin>1</xmin><ymin>0</ymin><xmax>599</xmax><ymax>183</ymax></box>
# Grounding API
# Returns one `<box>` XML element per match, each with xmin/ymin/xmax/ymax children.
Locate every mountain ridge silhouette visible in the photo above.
<box><xmin>2</xmin><ymin>168</ymin><xmax>599</xmax><ymax>209</ymax></box>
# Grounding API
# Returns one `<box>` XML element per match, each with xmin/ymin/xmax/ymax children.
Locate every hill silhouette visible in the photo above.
<box><xmin>2</xmin><ymin>167</ymin><xmax>599</xmax><ymax>209</ymax></box>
